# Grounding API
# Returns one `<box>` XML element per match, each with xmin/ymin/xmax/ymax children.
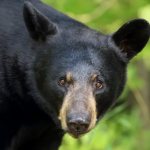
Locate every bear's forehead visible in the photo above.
<box><xmin>68</xmin><ymin>62</ymin><xmax>97</xmax><ymax>79</ymax></box>
<box><xmin>50</xmin><ymin>43</ymin><xmax>119</xmax><ymax>79</ymax></box>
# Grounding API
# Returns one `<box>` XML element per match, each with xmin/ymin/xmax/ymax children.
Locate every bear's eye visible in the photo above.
<box><xmin>95</xmin><ymin>80</ymin><xmax>103</xmax><ymax>89</ymax></box>
<box><xmin>92</xmin><ymin>74</ymin><xmax>104</xmax><ymax>90</ymax></box>
<box><xmin>58</xmin><ymin>77</ymin><xmax>66</xmax><ymax>86</ymax></box>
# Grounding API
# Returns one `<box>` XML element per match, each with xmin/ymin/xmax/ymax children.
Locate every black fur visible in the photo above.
<box><xmin>0</xmin><ymin>0</ymin><xmax>149</xmax><ymax>150</ymax></box>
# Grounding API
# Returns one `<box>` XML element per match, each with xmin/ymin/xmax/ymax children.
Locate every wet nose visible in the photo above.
<box><xmin>67</xmin><ymin>114</ymin><xmax>90</xmax><ymax>134</ymax></box>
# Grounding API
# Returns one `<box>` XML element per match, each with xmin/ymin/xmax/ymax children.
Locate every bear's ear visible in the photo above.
<box><xmin>23</xmin><ymin>2</ymin><xmax>57</xmax><ymax>41</ymax></box>
<box><xmin>112</xmin><ymin>19</ymin><xmax>150</xmax><ymax>60</ymax></box>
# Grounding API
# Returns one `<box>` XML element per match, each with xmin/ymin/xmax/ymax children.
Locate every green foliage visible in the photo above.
<box><xmin>60</xmin><ymin>107</ymin><xmax>150</xmax><ymax>150</ymax></box>
<box><xmin>42</xmin><ymin>0</ymin><xmax>150</xmax><ymax>149</ymax></box>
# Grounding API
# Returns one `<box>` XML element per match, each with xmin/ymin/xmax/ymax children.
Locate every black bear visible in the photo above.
<box><xmin>0</xmin><ymin>0</ymin><xmax>149</xmax><ymax>150</ymax></box>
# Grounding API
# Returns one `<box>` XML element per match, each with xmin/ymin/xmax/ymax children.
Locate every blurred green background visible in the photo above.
<box><xmin>42</xmin><ymin>0</ymin><xmax>150</xmax><ymax>150</ymax></box>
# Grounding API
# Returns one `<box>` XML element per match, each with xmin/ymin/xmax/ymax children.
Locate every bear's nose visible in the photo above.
<box><xmin>67</xmin><ymin>115</ymin><xmax>90</xmax><ymax>135</ymax></box>
<box><xmin>68</xmin><ymin>118</ymin><xmax>89</xmax><ymax>133</ymax></box>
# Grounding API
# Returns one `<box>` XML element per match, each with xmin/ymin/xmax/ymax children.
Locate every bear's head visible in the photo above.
<box><xmin>23</xmin><ymin>2</ymin><xmax>150</xmax><ymax>138</ymax></box>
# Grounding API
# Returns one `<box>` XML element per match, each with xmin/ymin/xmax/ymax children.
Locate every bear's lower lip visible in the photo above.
<box><xmin>67</xmin><ymin>130</ymin><xmax>89</xmax><ymax>138</ymax></box>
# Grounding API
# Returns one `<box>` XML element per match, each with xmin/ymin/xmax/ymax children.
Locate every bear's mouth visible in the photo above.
<box><xmin>67</xmin><ymin>128</ymin><xmax>90</xmax><ymax>138</ymax></box>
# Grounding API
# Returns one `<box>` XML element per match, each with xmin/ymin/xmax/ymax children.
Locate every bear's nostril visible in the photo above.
<box><xmin>67</xmin><ymin>119</ymin><xmax>89</xmax><ymax>134</ymax></box>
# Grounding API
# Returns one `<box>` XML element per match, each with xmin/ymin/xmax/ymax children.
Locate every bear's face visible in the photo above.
<box><xmin>23</xmin><ymin>2</ymin><xmax>150</xmax><ymax>138</ymax></box>
<box><xmin>40</xmin><ymin>32</ymin><xmax>127</xmax><ymax>138</ymax></box>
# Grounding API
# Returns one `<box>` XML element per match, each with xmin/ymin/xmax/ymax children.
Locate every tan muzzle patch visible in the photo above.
<box><xmin>58</xmin><ymin>85</ymin><xmax>97</xmax><ymax>137</ymax></box>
